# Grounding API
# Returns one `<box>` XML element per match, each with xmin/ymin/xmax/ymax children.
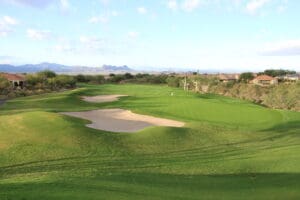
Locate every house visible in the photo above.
<box><xmin>218</xmin><ymin>74</ymin><xmax>240</xmax><ymax>82</ymax></box>
<box><xmin>0</xmin><ymin>73</ymin><xmax>26</xmax><ymax>89</ymax></box>
<box><xmin>252</xmin><ymin>75</ymin><xmax>278</xmax><ymax>86</ymax></box>
<box><xmin>277</xmin><ymin>74</ymin><xmax>299</xmax><ymax>82</ymax></box>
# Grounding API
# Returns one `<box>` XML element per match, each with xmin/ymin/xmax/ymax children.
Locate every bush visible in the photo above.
<box><xmin>52</xmin><ymin>75</ymin><xmax>76</xmax><ymax>89</ymax></box>
<box><xmin>0</xmin><ymin>76</ymin><xmax>11</xmax><ymax>94</ymax></box>
<box><xmin>261</xmin><ymin>69</ymin><xmax>296</xmax><ymax>77</ymax></box>
<box><xmin>25</xmin><ymin>74</ymin><xmax>45</xmax><ymax>89</ymax></box>
<box><xmin>37</xmin><ymin>70</ymin><xmax>57</xmax><ymax>78</ymax></box>
<box><xmin>75</xmin><ymin>74</ymin><xmax>88</xmax><ymax>83</ymax></box>
<box><xmin>239</xmin><ymin>72</ymin><xmax>254</xmax><ymax>83</ymax></box>
<box><xmin>90</xmin><ymin>75</ymin><xmax>105</xmax><ymax>84</ymax></box>
<box><xmin>166</xmin><ymin>76</ymin><xmax>181</xmax><ymax>87</ymax></box>
<box><xmin>75</xmin><ymin>74</ymin><xmax>105</xmax><ymax>84</ymax></box>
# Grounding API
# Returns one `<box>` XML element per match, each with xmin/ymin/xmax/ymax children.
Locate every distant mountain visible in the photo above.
<box><xmin>0</xmin><ymin>63</ymin><xmax>134</xmax><ymax>74</ymax></box>
<box><xmin>102</xmin><ymin>65</ymin><xmax>132</xmax><ymax>71</ymax></box>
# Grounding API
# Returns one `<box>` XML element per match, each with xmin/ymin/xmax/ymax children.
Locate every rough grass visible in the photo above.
<box><xmin>0</xmin><ymin>84</ymin><xmax>299</xmax><ymax>199</ymax></box>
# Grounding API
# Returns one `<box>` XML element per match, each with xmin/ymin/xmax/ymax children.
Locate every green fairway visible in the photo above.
<box><xmin>0</xmin><ymin>84</ymin><xmax>300</xmax><ymax>199</ymax></box>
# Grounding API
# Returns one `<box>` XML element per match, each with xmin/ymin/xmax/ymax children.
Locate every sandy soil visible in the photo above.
<box><xmin>61</xmin><ymin>109</ymin><xmax>185</xmax><ymax>133</ymax></box>
<box><xmin>82</xmin><ymin>95</ymin><xmax>128</xmax><ymax>103</ymax></box>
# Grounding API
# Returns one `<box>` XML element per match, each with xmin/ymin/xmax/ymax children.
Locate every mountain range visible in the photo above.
<box><xmin>0</xmin><ymin>63</ymin><xmax>134</xmax><ymax>74</ymax></box>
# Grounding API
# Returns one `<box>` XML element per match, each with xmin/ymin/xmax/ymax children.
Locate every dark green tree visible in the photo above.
<box><xmin>239</xmin><ymin>72</ymin><xmax>254</xmax><ymax>83</ymax></box>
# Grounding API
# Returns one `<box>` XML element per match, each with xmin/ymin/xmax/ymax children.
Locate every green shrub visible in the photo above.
<box><xmin>0</xmin><ymin>76</ymin><xmax>11</xmax><ymax>94</ymax></box>
<box><xmin>166</xmin><ymin>76</ymin><xmax>182</xmax><ymax>87</ymax></box>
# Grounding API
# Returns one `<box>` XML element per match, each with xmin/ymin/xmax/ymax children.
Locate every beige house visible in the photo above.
<box><xmin>278</xmin><ymin>74</ymin><xmax>299</xmax><ymax>82</ymax></box>
<box><xmin>218</xmin><ymin>74</ymin><xmax>240</xmax><ymax>82</ymax></box>
<box><xmin>252</xmin><ymin>75</ymin><xmax>278</xmax><ymax>86</ymax></box>
<box><xmin>0</xmin><ymin>73</ymin><xmax>26</xmax><ymax>89</ymax></box>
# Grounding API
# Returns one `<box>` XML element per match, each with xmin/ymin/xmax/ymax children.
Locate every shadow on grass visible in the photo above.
<box><xmin>262</xmin><ymin>120</ymin><xmax>300</xmax><ymax>133</ymax></box>
<box><xmin>1</xmin><ymin>172</ymin><xmax>300</xmax><ymax>200</ymax></box>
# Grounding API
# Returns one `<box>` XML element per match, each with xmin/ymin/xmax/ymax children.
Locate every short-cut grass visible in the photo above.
<box><xmin>0</xmin><ymin>84</ymin><xmax>300</xmax><ymax>199</ymax></box>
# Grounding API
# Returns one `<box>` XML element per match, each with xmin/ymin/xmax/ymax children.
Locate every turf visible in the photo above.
<box><xmin>0</xmin><ymin>84</ymin><xmax>299</xmax><ymax>199</ymax></box>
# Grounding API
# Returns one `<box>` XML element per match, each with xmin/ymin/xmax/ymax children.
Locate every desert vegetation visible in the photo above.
<box><xmin>180</xmin><ymin>74</ymin><xmax>299</xmax><ymax>111</ymax></box>
<box><xmin>1</xmin><ymin>70</ymin><xmax>299</xmax><ymax>111</ymax></box>
<box><xmin>0</xmin><ymin>70</ymin><xmax>76</xmax><ymax>98</ymax></box>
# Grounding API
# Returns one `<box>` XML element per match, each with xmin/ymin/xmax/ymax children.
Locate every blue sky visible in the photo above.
<box><xmin>0</xmin><ymin>0</ymin><xmax>299</xmax><ymax>71</ymax></box>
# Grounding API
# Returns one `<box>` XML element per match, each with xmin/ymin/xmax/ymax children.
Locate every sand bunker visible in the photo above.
<box><xmin>61</xmin><ymin>109</ymin><xmax>185</xmax><ymax>133</ymax></box>
<box><xmin>82</xmin><ymin>95</ymin><xmax>127</xmax><ymax>103</ymax></box>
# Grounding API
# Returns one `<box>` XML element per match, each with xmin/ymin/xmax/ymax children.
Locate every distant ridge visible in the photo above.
<box><xmin>0</xmin><ymin>63</ymin><xmax>134</xmax><ymax>74</ymax></box>
<box><xmin>102</xmin><ymin>65</ymin><xmax>132</xmax><ymax>71</ymax></box>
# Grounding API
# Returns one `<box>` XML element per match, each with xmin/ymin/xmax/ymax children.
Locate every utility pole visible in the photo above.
<box><xmin>193</xmin><ymin>81</ymin><xmax>199</xmax><ymax>92</ymax></box>
<box><xmin>183</xmin><ymin>74</ymin><xmax>188</xmax><ymax>91</ymax></box>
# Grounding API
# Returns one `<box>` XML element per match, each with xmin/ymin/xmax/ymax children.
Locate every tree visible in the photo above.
<box><xmin>263</xmin><ymin>69</ymin><xmax>296</xmax><ymax>77</ymax></box>
<box><xmin>166</xmin><ymin>76</ymin><xmax>181</xmax><ymax>87</ymax></box>
<box><xmin>124</xmin><ymin>73</ymin><xmax>134</xmax><ymax>79</ymax></box>
<box><xmin>0</xmin><ymin>76</ymin><xmax>11</xmax><ymax>94</ymax></box>
<box><xmin>239</xmin><ymin>72</ymin><xmax>254</xmax><ymax>83</ymax></box>
<box><xmin>25</xmin><ymin>74</ymin><xmax>44</xmax><ymax>89</ymax></box>
<box><xmin>94</xmin><ymin>75</ymin><xmax>105</xmax><ymax>84</ymax></box>
<box><xmin>37</xmin><ymin>70</ymin><xmax>57</xmax><ymax>78</ymax></box>
<box><xmin>110</xmin><ymin>75</ymin><xmax>125</xmax><ymax>83</ymax></box>
<box><xmin>75</xmin><ymin>74</ymin><xmax>88</xmax><ymax>83</ymax></box>
<box><xmin>88</xmin><ymin>75</ymin><xmax>105</xmax><ymax>84</ymax></box>
<box><xmin>53</xmin><ymin>75</ymin><xmax>76</xmax><ymax>88</ymax></box>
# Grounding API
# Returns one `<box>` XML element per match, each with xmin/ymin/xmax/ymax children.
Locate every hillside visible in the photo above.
<box><xmin>0</xmin><ymin>84</ymin><xmax>300</xmax><ymax>199</ymax></box>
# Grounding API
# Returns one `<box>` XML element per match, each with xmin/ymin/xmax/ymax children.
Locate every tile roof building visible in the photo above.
<box><xmin>0</xmin><ymin>73</ymin><xmax>26</xmax><ymax>89</ymax></box>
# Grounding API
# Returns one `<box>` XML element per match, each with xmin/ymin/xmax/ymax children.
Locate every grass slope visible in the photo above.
<box><xmin>0</xmin><ymin>84</ymin><xmax>299</xmax><ymax>199</ymax></box>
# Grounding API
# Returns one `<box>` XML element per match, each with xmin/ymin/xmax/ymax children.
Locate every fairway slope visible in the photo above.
<box><xmin>82</xmin><ymin>94</ymin><xmax>128</xmax><ymax>103</ymax></box>
<box><xmin>0</xmin><ymin>84</ymin><xmax>300</xmax><ymax>199</ymax></box>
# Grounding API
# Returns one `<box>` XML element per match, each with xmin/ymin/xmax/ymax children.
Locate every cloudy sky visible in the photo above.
<box><xmin>0</xmin><ymin>0</ymin><xmax>299</xmax><ymax>71</ymax></box>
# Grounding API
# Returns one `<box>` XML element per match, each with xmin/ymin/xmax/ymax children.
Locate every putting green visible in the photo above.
<box><xmin>0</xmin><ymin>84</ymin><xmax>299</xmax><ymax>199</ymax></box>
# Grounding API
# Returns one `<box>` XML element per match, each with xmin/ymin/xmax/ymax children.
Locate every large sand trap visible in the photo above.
<box><xmin>82</xmin><ymin>95</ymin><xmax>127</xmax><ymax>103</ymax></box>
<box><xmin>61</xmin><ymin>109</ymin><xmax>185</xmax><ymax>133</ymax></box>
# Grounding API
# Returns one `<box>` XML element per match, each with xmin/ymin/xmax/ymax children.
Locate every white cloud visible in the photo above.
<box><xmin>0</xmin><ymin>28</ymin><xmax>11</xmax><ymax>37</ymax></box>
<box><xmin>164</xmin><ymin>0</ymin><xmax>282</xmax><ymax>14</ymax></box>
<box><xmin>246</xmin><ymin>0</ymin><xmax>271</xmax><ymax>14</ymax></box>
<box><xmin>27</xmin><ymin>29</ymin><xmax>51</xmax><ymax>40</ymax></box>
<box><xmin>260</xmin><ymin>40</ymin><xmax>300</xmax><ymax>56</ymax></box>
<box><xmin>79</xmin><ymin>36</ymin><xmax>90</xmax><ymax>43</ymax></box>
<box><xmin>277</xmin><ymin>5</ymin><xmax>286</xmax><ymax>13</ymax></box>
<box><xmin>182</xmin><ymin>0</ymin><xmax>201</xmax><ymax>12</ymax></box>
<box><xmin>111</xmin><ymin>10</ymin><xmax>119</xmax><ymax>17</ymax></box>
<box><xmin>54</xmin><ymin>44</ymin><xmax>74</xmax><ymax>52</ymax></box>
<box><xmin>137</xmin><ymin>7</ymin><xmax>147</xmax><ymax>14</ymax></box>
<box><xmin>60</xmin><ymin>0</ymin><xmax>70</xmax><ymax>11</ymax></box>
<box><xmin>3</xmin><ymin>16</ymin><xmax>18</xmax><ymax>25</ymax></box>
<box><xmin>88</xmin><ymin>16</ymin><xmax>109</xmax><ymax>24</ymax></box>
<box><xmin>0</xmin><ymin>56</ymin><xmax>13</xmax><ymax>64</ymax></box>
<box><xmin>0</xmin><ymin>16</ymin><xmax>18</xmax><ymax>37</ymax></box>
<box><xmin>78</xmin><ymin>35</ymin><xmax>124</xmax><ymax>55</ymax></box>
<box><xmin>99</xmin><ymin>0</ymin><xmax>110</xmax><ymax>5</ymax></box>
<box><xmin>80</xmin><ymin>36</ymin><xmax>106</xmax><ymax>50</ymax></box>
<box><xmin>88</xmin><ymin>11</ymin><xmax>119</xmax><ymax>24</ymax></box>
<box><xmin>277</xmin><ymin>0</ymin><xmax>288</xmax><ymax>13</ymax></box>
<box><xmin>7</xmin><ymin>0</ymin><xmax>55</xmax><ymax>8</ymax></box>
<box><xmin>167</xmin><ymin>0</ymin><xmax>178</xmax><ymax>11</ymax></box>
<box><xmin>128</xmin><ymin>31</ymin><xmax>139</xmax><ymax>39</ymax></box>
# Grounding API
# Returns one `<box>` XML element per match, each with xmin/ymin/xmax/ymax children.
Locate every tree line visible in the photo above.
<box><xmin>0</xmin><ymin>70</ymin><xmax>76</xmax><ymax>98</ymax></box>
<box><xmin>169</xmin><ymin>72</ymin><xmax>299</xmax><ymax>112</ymax></box>
<box><xmin>0</xmin><ymin>71</ymin><xmax>170</xmax><ymax>98</ymax></box>
<box><xmin>1</xmin><ymin>69</ymin><xmax>299</xmax><ymax>111</ymax></box>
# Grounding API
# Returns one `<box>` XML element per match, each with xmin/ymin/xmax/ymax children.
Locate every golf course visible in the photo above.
<box><xmin>0</xmin><ymin>83</ymin><xmax>300</xmax><ymax>199</ymax></box>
